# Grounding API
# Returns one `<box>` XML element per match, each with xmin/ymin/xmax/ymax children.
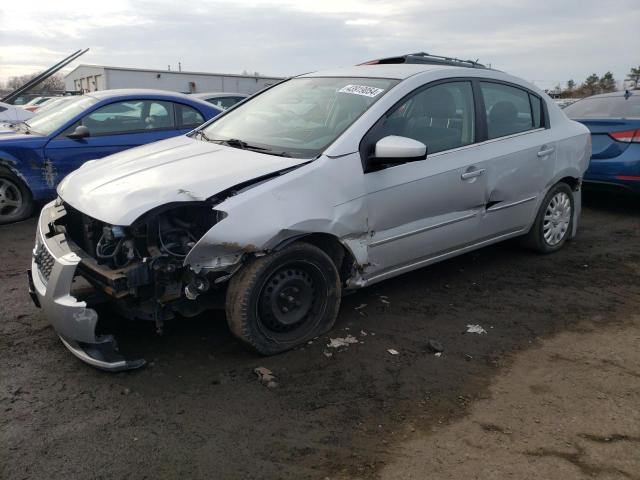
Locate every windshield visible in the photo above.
<box><xmin>33</xmin><ymin>97</ymin><xmax>73</xmax><ymax>116</ymax></box>
<box><xmin>26</xmin><ymin>96</ymin><xmax>98</xmax><ymax>135</ymax></box>
<box><xmin>199</xmin><ymin>77</ymin><xmax>399</xmax><ymax>158</ymax></box>
<box><xmin>564</xmin><ymin>94</ymin><xmax>640</xmax><ymax>119</ymax></box>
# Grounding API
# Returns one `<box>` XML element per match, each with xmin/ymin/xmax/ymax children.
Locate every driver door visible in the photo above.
<box><xmin>362</xmin><ymin>80</ymin><xmax>490</xmax><ymax>281</ymax></box>
<box><xmin>44</xmin><ymin>100</ymin><xmax>177</xmax><ymax>183</ymax></box>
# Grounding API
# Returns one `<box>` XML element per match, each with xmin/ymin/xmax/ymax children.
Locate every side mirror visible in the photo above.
<box><xmin>368</xmin><ymin>135</ymin><xmax>427</xmax><ymax>169</ymax></box>
<box><xmin>67</xmin><ymin>125</ymin><xmax>90</xmax><ymax>139</ymax></box>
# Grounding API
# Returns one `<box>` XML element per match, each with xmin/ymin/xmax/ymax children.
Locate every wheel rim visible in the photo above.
<box><xmin>0</xmin><ymin>177</ymin><xmax>23</xmax><ymax>219</ymax></box>
<box><xmin>543</xmin><ymin>192</ymin><xmax>571</xmax><ymax>246</ymax></box>
<box><xmin>256</xmin><ymin>260</ymin><xmax>328</xmax><ymax>341</ymax></box>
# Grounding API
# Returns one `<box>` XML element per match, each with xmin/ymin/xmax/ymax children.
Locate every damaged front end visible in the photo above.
<box><xmin>29</xmin><ymin>198</ymin><xmax>239</xmax><ymax>371</ymax></box>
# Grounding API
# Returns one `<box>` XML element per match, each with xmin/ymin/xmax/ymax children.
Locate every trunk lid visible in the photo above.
<box><xmin>577</xmin><ymin>118</ymin><xmax>640</xmax><ymax>160</ymax></box>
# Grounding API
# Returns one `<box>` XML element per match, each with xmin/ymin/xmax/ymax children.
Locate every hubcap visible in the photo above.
<box><xmin>543</xmin><ymin>192</ymin><xmax>571</xmax><ymax>246</ymax></box>
<box><xmin>0</xmin><ymin>178</ymin><xmax>23</xmax><ymax>218</ymax></box>
<box><xmin>258</xmin><ymin>266</ymin><xmax>315</xmax><ymax>332</ymax></box>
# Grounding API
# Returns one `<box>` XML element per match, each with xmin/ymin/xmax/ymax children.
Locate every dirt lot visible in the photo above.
<box><xmin>1</xmin><ymin>191</ymin><xmax>639</xmax><ymax>480</ymax></box>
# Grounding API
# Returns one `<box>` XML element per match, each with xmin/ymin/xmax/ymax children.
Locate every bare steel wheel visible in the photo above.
<box><xmin>543</xmin><ymin>192</ymin><xmax>572</xmax><ymax>246</ymax></box>
<box><xmin>0</xmin><ymin>168</ymin><xmax>33</xmax><ymax>225</ymax></box>
<box><xmin>226</xmin><ymin>242</ymin><xmax>341</xmax><ymax>355</ymax></box>
<box><xmin>258</xmin><ymin>265</ymin><xmax>318</xmax><ymax>334</ymax></box>
<box><xmin>522</xmin><ymin>182</ymin><xmax>575</xmax><ymax>253</ymax></box>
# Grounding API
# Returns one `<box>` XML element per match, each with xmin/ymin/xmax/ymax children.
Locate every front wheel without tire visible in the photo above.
<box><xmin>225</xmin><ymin>242</ymin><xmax>341</xmax><ymax>355</ymax></box>
<box><xmin>523</xmin><ymin>182</ymin><xmax>574</xmax><ymax>253</ymax></box>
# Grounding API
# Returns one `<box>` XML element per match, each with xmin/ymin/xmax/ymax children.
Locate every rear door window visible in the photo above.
<box><xmin>480</xmin><ymin>82</ymin><xmax>539</xmax><ymax>139</ymax></box>
<box><xmin>175</xmin><ymin>103</ymin><xmax>205</xmax><ymax>128</ymax></box>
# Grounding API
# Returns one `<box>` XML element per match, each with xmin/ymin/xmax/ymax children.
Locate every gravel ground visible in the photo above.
<box><xmin>1</xmin><ymin>191</ymin><xmax>639</xmax><ymax>479</ymax></box>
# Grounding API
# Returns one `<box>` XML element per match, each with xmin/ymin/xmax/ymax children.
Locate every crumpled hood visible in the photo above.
<box><xmin>58</xmin><ymin>135</ymin><xmax>309</xmax><ymax>225</ymax></box>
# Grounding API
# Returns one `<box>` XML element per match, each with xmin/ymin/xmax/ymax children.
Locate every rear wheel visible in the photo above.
<box><xmin>226</xmin><ymin>242</ymin><xmax>341</xmax><ymax>355</ymax></box>
<box><xmin>523</xmin><ymin>182</ymin><xmax>574</xmax><ymax>253</ymax></box>
<box><xmin>0</xmin><ymin>168</ymin><xmax>33</xmax><ymax>225</ymax></box>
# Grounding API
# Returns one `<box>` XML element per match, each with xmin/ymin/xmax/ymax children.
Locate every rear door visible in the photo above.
<box><xmin>476</xmin><ymin>81</ymin><xmax>556</xmax><ymax>238</ymax></box>
<box><xmin>44</xmin><ymin>100</ymin><xmax>179</xmax><ymax>180</ymax></box>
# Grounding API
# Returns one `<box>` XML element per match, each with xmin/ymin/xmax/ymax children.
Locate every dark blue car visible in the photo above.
<box><xmin>0</xmin><ymin>89</ymin><xmax>221</xmax><ymax>223</ymax></box>
<box><xmin>564</xmin><ymin>90</ymin><xmax>640</xmax><ymax>194</ymax></box>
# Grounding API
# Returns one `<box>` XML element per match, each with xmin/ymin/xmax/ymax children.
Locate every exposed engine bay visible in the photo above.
<box><xmin>57</xmin><ymin>201</ymin><xmax>229</xmax><ymax>332</ymax></box>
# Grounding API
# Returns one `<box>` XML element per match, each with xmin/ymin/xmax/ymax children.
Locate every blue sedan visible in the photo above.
<box><xmin>0</xmin><ymin>89</ymin><xmax>221</xmax><ymax>223</ymax></box>
<box><xmin>564</xmin><ymin>90</ymin><xmax>640</xmax><ymax>194</ymax></box>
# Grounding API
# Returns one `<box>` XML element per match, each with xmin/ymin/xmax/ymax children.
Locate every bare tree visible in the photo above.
<box><xmin>6</xmin><ymin>72</ymin><xmax>65</xmax><ymax>93</ymax></box>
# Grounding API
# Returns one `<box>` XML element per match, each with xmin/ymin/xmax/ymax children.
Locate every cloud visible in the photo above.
<box><xmin>1</xmin><ymin>0</ymin><xmax>638</xmax><ymax>90</ymax></box>
<box><xmin>345</xmin><ymin>19</ymin><xmax>380</xmax><ymax>26</ymax></box>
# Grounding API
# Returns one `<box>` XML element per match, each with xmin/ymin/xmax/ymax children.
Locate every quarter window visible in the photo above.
<box><xmin>530</xmin><ymin>94</ymin><xmax>542</xmax><ymax>128</ymax></box>
<box><xmin>375</xmin><ymin>81</ymin><xmax>476</xmax><ymax>154</ymax></box>
<box><xmin>480</xmin><ymin>82</ymin><xmax>541</xmax><ymax>139</ymax></box>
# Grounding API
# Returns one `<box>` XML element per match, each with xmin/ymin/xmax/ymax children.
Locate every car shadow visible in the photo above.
<box><xmin>582</xmin><ymin>188</ymin><xmax>640</xmax><ymax>215</ymax></box>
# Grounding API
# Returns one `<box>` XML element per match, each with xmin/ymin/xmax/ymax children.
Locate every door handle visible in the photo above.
<box><xmin>461</xmin><ymin>168</ymin><xmax>486</xmax><ymax>180</ymax></box>
<box><xmin>537</xmin><ymin>147</ymin><xmax>555</xmax><ymax>157</ymax></box>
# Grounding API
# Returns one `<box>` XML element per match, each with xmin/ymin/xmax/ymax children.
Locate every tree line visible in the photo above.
<box><xmin>555</xmin><ymin>65</ymin><xmax>640</xmax><ymax>98</ymax></box>
<box><xmin>2</xmin><ymin>73</ymin><xmax>66</xmax><ymax>93</ymax></box>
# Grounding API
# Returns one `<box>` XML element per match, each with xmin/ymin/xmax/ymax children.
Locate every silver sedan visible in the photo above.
<box><xmin>30</xmin><ymin>63</ymin><xmax>591</xmax><ymax>370</ymax></box>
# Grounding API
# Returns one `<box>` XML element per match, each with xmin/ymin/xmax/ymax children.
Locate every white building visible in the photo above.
<box><xmin>64</xmin><ymin>64</ymin><xmax>283</xmax><ymax>95</ymax></box>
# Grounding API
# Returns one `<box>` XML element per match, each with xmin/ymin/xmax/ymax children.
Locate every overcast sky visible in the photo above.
<box><xmin>1</xmin><ymin>0</ymin><xmax>638</xmax><ymax>90</ymax></box>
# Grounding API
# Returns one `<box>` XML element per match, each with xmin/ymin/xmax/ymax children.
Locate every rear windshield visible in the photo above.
<box><xmin>564</xmin><ymin>95</ymin><xmax>640</xmax><ymax>119</ymax></box>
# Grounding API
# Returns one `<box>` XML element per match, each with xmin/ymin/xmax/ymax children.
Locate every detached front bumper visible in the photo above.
<box><xmin>29</xmin><ymin>201</ymin><xmax>145</xmax><ymax>372</ymax></box>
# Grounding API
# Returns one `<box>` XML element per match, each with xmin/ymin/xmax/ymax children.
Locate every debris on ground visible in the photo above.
<box><xmin>327</xmin><ymin>335</ymin><xmax>359</xmax><ymax>348</ymax></box>
<box><xmin>323</xmin><ymin>351</ymin><xmax>333</xmax><ymax>358</ymax></box>
<box><xmin>434</xmin><ymin>352</ymin><xmax>443</xmax><ymax>358</ymax></box>
<box><xmin>360</xmin><ymin>330</ymin><xmax>368</xmax><ymax>336</ymax></box>
<box><xmin>254</xmin><ymin>367</ymin><xmax>277</xmax><ymax>387</ymax></box>
<box><xmin>466</xmin><ymin>324</ymin><xmax>487</xmax><ymax>334</ymax></box>
<box><xmin>427</xmin><ymin>339</ymin><xmax>444</xmax><ymax>353</ymax></box>
<box><xmin>380</xmin><ymin>298</ymin><xmax>390</xmax><ymax>304</ymax></box>
<box><xmin>387</xmin><ymin>349</ymin><xmax>399</xmax><ymax>355</ymax></box>
<box><xmin>355</xmin><ymin>304</ymin><xmax>367</xmax><ymax>310</ymax></box>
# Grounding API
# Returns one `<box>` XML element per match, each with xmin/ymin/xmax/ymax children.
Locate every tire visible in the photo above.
<box><xmin>0</xmin><ymin>167</ymin><xmax>34</xmax><ymax>225</ymax></box>
<box><xmin>226</xmin><ymin>242</ymin><xmax>341</xmax><ymax>355</ymax></box>
<box><xmin>522</xmin><ymin>182</ymin><xmax>575</xmax><ymax>253</ymax></box>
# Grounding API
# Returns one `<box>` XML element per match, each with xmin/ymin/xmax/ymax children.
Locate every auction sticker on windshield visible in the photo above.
<box><xmin>338</xmin><ymin>84</ymin><xmax>385</xmax><ymax>97</ymax></box>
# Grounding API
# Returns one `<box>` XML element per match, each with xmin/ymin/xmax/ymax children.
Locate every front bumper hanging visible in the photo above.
<box><xmin>29</xmin><ymin>201</ymin><xmax>145</xmax><ymax>372</ymax></box>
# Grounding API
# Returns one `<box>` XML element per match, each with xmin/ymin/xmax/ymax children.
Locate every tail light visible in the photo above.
<box><xmin>609</xmin><ymin>129</ymin><xmax>640</xmax><ymax>143</ymax></box>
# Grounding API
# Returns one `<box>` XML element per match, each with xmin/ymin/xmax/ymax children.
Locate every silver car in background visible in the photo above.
<box><xmin>191</xmin><ymin>92</ymin><xmax>249</xmax><ymax>110</ymax></box>
<box><xmin>29</xmin><ymin>63</ymin><xmax>591</xmax><ymax>370</ymax></box>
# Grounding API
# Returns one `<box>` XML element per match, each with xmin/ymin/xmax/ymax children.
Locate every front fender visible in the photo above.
<box><xmin>0</xmin><ymin>145</ymin><xmax>51</xmax><ymax>200</ymax></box>
<box><xmin>184</xmin><ymin>154</ymin><xmax>368</xmax><ymax>273</ymax></box>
